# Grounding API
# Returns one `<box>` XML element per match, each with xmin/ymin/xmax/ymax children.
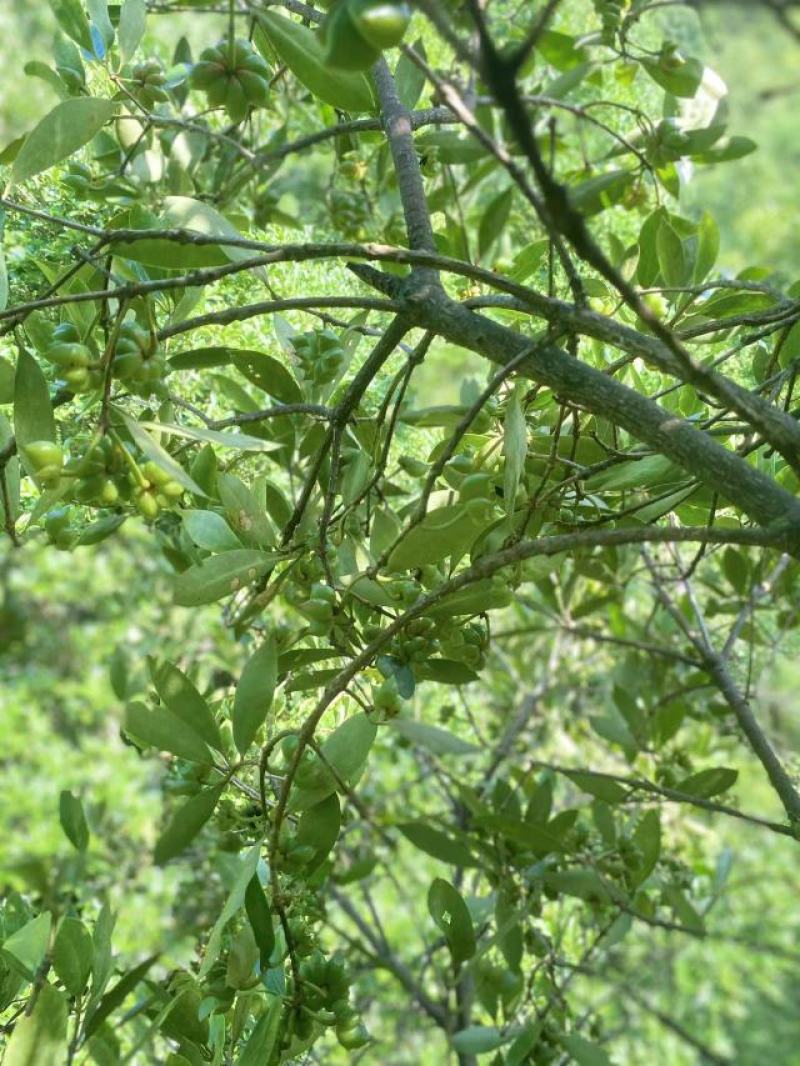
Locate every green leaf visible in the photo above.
<box><xmin>296</xmin><ymin>793</ymin><xmax>341</xmax><ymax>869</ymax></box>
<box><xmin>565</xmin><ymin>771</ymin><xmax>627</xmax><ymax>804</ymax></box>
<box><xmin>569</xmin><ymin>169</ymin><xmax>633</xmax><ymax>216</ymax></box>
<box><xmin>140</xmin><ymin>420</ymin><xmax>280</xmax><ymax>453</ymax></box>
<box><xmin>656</xmin><ymin>219</ymin><xmax>687</xmax><ymax>288</ymax></box>
<box><xmin>84</xmin><ymin>955</ymin><xmax>159</xmax><ymax>1039</ymax></box>
<box><xmin>239</xmin><ymin>995</ymin><xmax>283</xmax><ymax>1066</ymax></box>
<box><xmin>233</xmin><ymin>637</ymin><xmax>278</xmax><ymax>754</ymax></box>
<box><xmin>416</xmin><ymin>129</ymin><xmax>490</xmax><ymax>165</ymax></box>
<box><xmin>255</xmin><ymin>11</ymin><xmax>375</xmax><ymax>113</ymax></box>
<box><xmin>395</xmin><ymin>41</ymin><xmax>426</xmax><ymax>109</ymax></box>
<box><xmin>0</xmin><ymin>209</ymin><xmax>8</xmax><ymax>314</ymax></box>
<box><xmin>182</xmin><ymin>509</ymin><xmax>242</xmax><ymax>552</ymax></box>
<box><xmin>87</xmin><ymin>0</ymin><xmax>115</xmax><ymax>48</ymax></box>
<box><xmin>8</xmin><ymin>98</ymin><xmax>118</xmax><ymax>189</ymax></box>
<box><xmin>414</xmin><ymin>659</ymin><xmax>480</xmax><ymax>685</ymax></box>
<box><xmin>154</xmin><ymin>784</ymin><xmax>224</xmax><ymax>865</ymax></box>
<box><xmin>427</xmin><ymin>878</ymin><xmax>476</xmax><ymax>966</ymax></box>
<box><xmin>537</xmin><ymin>29</ymin><xmax>587</xmax><ymax>70</ymax></box>
<box><xmin>399</xmin><ymin>822</ymin><xmax>479</xmax><ymax>867</ymax></box>
<box><xmin>59</xmin><ymin>790</ymin><xmax>90</xmax><ymax>851</ymax></box>
<box><xmin>217</xmin><ymin>473</ymin><xmax>275</xmax><ymax>548</ymax></box>
<box><xmin>118</xmin><ymin>413</ymin><xmax>206</xmax><ymax>497</ymax></box>
<box><xmin>694</xmin><ymin>211</ymin><xmax>719</xmax><ymax>282</ymax></box>
<box><xmin>199</xmin><ymin>843</ymin><xmax>261</xmax><ymax>977</ymax></box>
<box><xmin>47</xmin><ymin>0</ymin><xmax>93</xmax><ymax>52</ymax></box>
<box><xmin>118</xmin><ymin>0</ymin><xmax>147</xmax><ymax>65</ymax></box>
<box><xmin>388</xmin><ymin>503</ymin><xmax>491</xmax><ymax>571</ymax></box>
<box><xmin>631</xmin><ymin>809</ymin><xmax>661</xmax><ymax>886</ymax></box>
<box><xmin>173</xmin><ymin>549</ymin><xmax>280</xmax><ymax>607</ymax></box>
<box><xmin>3</xmin><ymin>983</ymin><xmax>68</xmax><ymax>1066</ymax></box>
<box><xmin>290</xmin><ymin>713</ymin><xmax>377</xmax><ymax>811</ymax></box>
<box><xmin>503</xmin><ymin>383</ymin><xmax>526</xmax><ymax>514</ymax></box>
<box><xmin>231</xmin><ymin>349</ymin><xmax>303</xmax><ymax>404</ymax></box>
<box><xmin>692</xmin><ymin>136</ymin><xmax>756</xmax><ymax>164</ymax></box>
<box><xmin>124</xmin><ymin>701</ymin><xmax>213</xmax><ymax>764</ymax></box>
<box><xmin>88</xmin><ymin>904</ymin><xmax>115</xmax><ymax>1010</ymax></box>
<box><xmin>677</xmin><ymin>766</ymin><xmax>738</xmax><ymax>798</ymax></box>
<box><xmin>1</xmin><ymin>912</ymin><xmax>52</xmax><ymax>980</ymax></box>
<box><xmin>151</xmin><ymin>660</ymin><xmax>223</xmax><ymax>752</ymax></box>
<box><xmin>452</xmin><ymin>1027</ymin><xmax>510</xmax><ymax>1055</ymax></box>
<box><xmin>560</xmin><ymin>1033</ymin><xmax>613</xmax><ymax>1066</ymax></box>
<box><xmin>389</xmin><ymin>719</ymin><xmax>479</xmax><ymax>756</ymax></box>
<box><xmin>0</xmin><ymin>357</ymin><xmax>14</xmax><ymax>403</ymax></box>
<box><xmin>53</xmin><ymin>917</ymin><xmax>94</xmax><ymax>996</ymax></box>
<box><xmin>543</xmin><ymin>869</ymin><xmax>615</xmax><ymax>903</ymax></box>
<box><xmin>479</xmin><ymin>187</ymin><xmax>513</xmax><ymax>259</ymax></box>
<box><xmin>14</xmin><ymin>349</ymin><xmax>56</xmax><ymax>473</ymax></box>
<box><xmin>245</xmin><ymin>876</ymin><xmax>274</xmax><ymax>969</ymax></box>
<box><xmin>642</xmin><ymin>55</ymin><xmax>704</xmax><ymax>98</ymax></box>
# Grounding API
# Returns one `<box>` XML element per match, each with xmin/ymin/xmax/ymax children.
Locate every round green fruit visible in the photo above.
<box><xmin>336</xmin><ymin>1021</ymin><xmax>370</xmax><ymax>1049</ymax></box>
<box><xmin>322</xmin><ymin>1</ymin><xmax>381</xmax><ymax>71</ymax></box>
<box><xmin>350</xmin><ymin>0</ymin><xmax>411</xmax><ymax>50</ymax></box>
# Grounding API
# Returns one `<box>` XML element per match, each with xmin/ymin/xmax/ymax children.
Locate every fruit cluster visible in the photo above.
<box><xmin>293</xmin><ymin>950</ymin><xmax>369</xmax><ymax>1049</ymax></box>
<box><xmin>112</xmin><ymin>321</ymin><xmax>167</xmax><ymax>397</ymax></box>
<box><xmin>190</xmin><ymin>38</ymin><xmax>270</xmax><ymax>123</ymax></box>
<box><xmin>291</xmin><ymin>329</ymin><xmax>345</xmax><ymax>387</ymax></box>
<box><xmin>34</xmin><ymin>437</ymin><xmax>185</xmax><ymax>547</ymax></box>
<box><xmin>130</xmin><ymin>60</ymin><xmax>170</xmax><ymax>108</ymax></box>
<box><xmin>593</xmin><ymin>0</ymin><xmax>625</xmax><ymax>46</ymax></box>
<box><xmin>40</xmin><ymin>319</ymin><xmax>167</xmax><ymax>397</ymax></box>
<box><xmin>43</xmin><ymin>322</ymin><xmax>101</xmax><ymax>393</ymax></box>
<box><xmin>322</xmin><ymin>0</ymin><xmax>411</xmax><ymax>71</ymax></box>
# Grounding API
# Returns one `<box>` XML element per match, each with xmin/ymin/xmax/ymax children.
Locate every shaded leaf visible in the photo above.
<box><xmin>255</xmin><ymin>11</ymin><xmax>375</xmax><ymax>113</ymax></box>
<box><xmin>124</xmin><ymin>701</ymin><xmax>213</xmax><ymax>764</ymax></box>
<box><xmin>154</xmin><ymin>785</ymin><xmax>224</xmax><ymax>865</ymax></box>
<box><xmin>3</xmin><ymin>983</ymin><xmax>67</xmax><ymax>1066</ymax></box>
<box><xmin>59</xmin><ymin>790</ymin><xmax>90</xmax><ymax>851</ymax></box>
<box><xmin>53</xmin><ymin>918</ymin><xmax>93</xmax><ymax>996</ymax></box>
<box><xmin>233</xmin><ymin>637</ymin><xmax>278</xmax><ymax>754</ymax></box>
<box><xmin>151</xmin><ymin>660</ymin><xmax>223</xmax><ymax>752</ymax></box>
<box><xmin>173</xmin><ymin>549</ymin><xmax>280</xmax><ymax>607</ymax></box>
<box><xmin>9</xmin><ymin>99</ymin><xmax>118</xmax><ymax>188</ymax></box>
<box><xmin>428</xmin><ymin>878</ymin><xmax>476</xmax><ymax>966</ymax></box>
<box><xmin>399</xmin><ymin>822</ymin><xmax>480</xmax><ymax>867</ymax></box>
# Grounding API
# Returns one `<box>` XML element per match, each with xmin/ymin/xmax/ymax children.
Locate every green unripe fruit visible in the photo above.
<box><xmin>642</xmin><ymin>292</ymin><xmax>668</xmax><ymax>319</ymax></box>
<box><xmin>141</xmin><ymin>461</ymin><xmax>172</xmax><ymax>487</ymax></box>
<box><xmin>303</xmin><ymin>598</ymin><xmax>334</xmax><ymax>623</ymax></box>
<box><xmin>25</xmin><ymin>441</ymin><xmax>63</xmax><ymax>472</ymax></box>
<box><xmin>336</xmin><ymin>1021</ymin><xmax>370</xmax><ymax>1050</ymax></box>
<box><xmin>52</xmin><ymin>322</ymin><xmax>81</xmax><ymax>344</ymax></box>
<box><xmin>99</xmin><ymin>479</ymin><xmax>120</xmax><ymax>505</ymax></box>
<box><xmin>44</xmin><ymin>507</ymin><xmax>72</xmax><ymax>539</ymax></box>
<box><xmin>309</xmin><ymin>582</ymin><xmax>336</xmax><ymax>604</ymax></box>
<box><xmin>63</xmin><ymin>366</ymin><xmax>92</xmax><ymax>392</ymax></box>
<box><xmin>459</xmin><ymin>472</ymin><xmax>494</xmax><ymax>502</ymax></box>
<box><xmin>135</xmin><ymin>489</ymin><xmax>160</xmax><ymax>520</ymax></box>
<box><xmin>350</xmin><ymin>0</ymin><xmax>411</xmax><ymax>50</ymax></box>
<box><xmin>190</xmin><ymin>39</ymin><xmax>270</xmax><ymax>122</ymax></box>
<box><xmin>398</xmin><ymin>454</ymin><xmax>428</xmax><ymax>477</ymax></box>
<box><xmin>45</xmin><ymin>342</ymin><xmax>92</xmax><ymax>369</ymax></box>
<box><xmin>131</xmin><ymin>60</ymin><xmax>170</xmax><ymax>107</ymax></box>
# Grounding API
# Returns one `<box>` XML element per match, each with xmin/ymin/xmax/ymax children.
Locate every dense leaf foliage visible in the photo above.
<box><xmin>1</xmin><ymin>1</ymin><xmax>800</xmax><ymax>1063</ymax></box>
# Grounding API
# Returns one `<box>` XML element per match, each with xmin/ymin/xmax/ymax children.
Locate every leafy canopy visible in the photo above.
<box><xmin>1</xmin><ymin>0</ymin><xmax>800</xmax><ymax>1064</ymax></box>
